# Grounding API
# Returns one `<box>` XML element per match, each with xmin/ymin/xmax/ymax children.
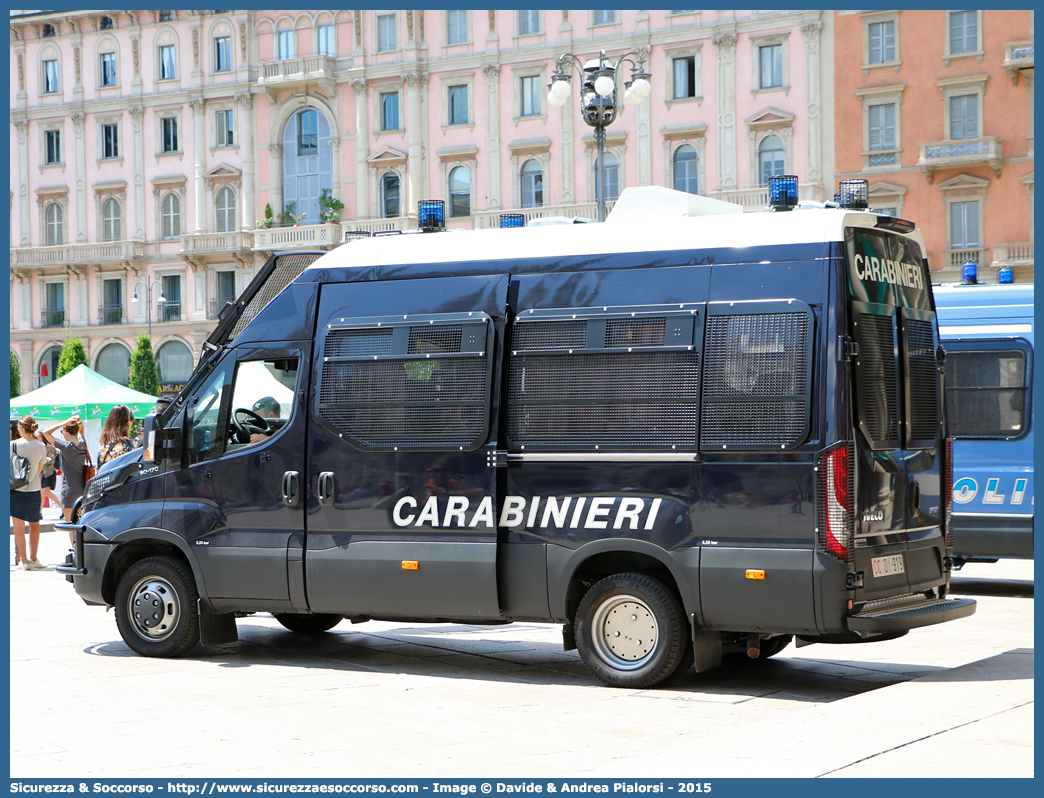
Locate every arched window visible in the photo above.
<box><xmin>215</xmin><ymin>187</ymin><xmax>236</xmax><ymax>232</ymax></box>
<box><xmin>101</xmin><ymin>197</ymin><xmax>121</xmax><ymax>241</ymax></box>
<box><xmin>44</xmin><ymin>202</ymin><xmax>63</xmax><ymax>246</ymax></box>
<box><xmin>381</xmin><ymin>173</ymin><xmax>400</xmax><ymax>218</ymax></box>
<box><xmin>283</xmin><ymin>107</ymin><xmax>332</xmax><ymax>224</ymax></box>
<box><xmin>316</xmin><ymin>17</ymin><xmax>335</xmax><ymax>57</ymax></box>
<box><xmin>449</xmin><ymin>165</ymin><xmax>470</xmax><ymax>217</ymax></box>
<box><xmin>96</xmin><ymin>343</ymin><xmax>130</xmax><ymax>386</ymax></box>
<box><xmin>161</xmin><ymin>193</ymin><xmax>181</xmax><ymax>239</ymax></box>
<box><xmin>38</xmin><ymin>345</ymin><xmax>62</xmax><ymax>387</ymax></box>
<box><xmin>673</xmin><ymin>145</ymin><xmax>698</xmax><ymax>195</ymax></box>
<box><xmin>156</xmin><ymin>340</ymin><xmax>194</xmax><ymax>386</ymax></box>
<box><xmin>598</xmin><ymin>152</ymin><xmax>619</xmax><ymax>202</ymax></box>
<box><xmin>277</xmin><ymin>21</ymin><xmax>295</xmax><ymax>60</ymax></box>
<box><xmin>758</xmin><ymin>135</ymin><xmax>785</xmax><ymax>187</ymax></box>
<box><xmin>521</xmin><ymin>159</ymin><xmax>543</xmax><ymax>208</ymax></box>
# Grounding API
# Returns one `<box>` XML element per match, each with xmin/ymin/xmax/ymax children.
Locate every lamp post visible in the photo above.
<box><xmin>547</xmin><ymin>49</ymin><xmax>651</xmax><ymax>222</ymax></box>
<box><xmin>131</xmin><ymin>279</ymin><xmax>166</xmax><ymax>340</ymax></box>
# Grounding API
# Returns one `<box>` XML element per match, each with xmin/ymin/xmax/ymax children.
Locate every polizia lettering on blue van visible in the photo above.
<box><xmin>392</xmin><ymin>495</ymin><xmax>663</xmax><ymax>530</ymax></box>
<box><xmin>952</xmin><ymin>477</ymin><xmax>1031</xmax><ymax>506</ymax></box>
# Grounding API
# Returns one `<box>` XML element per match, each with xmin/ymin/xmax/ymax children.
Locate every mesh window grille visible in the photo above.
<box><xmin>855</xmin><ymin>313</ymin><xmax>899</xmax><ymax>448</ymax></box>
<box><xmin>701</xmin><ymin>311</ymin><xmax>811</xmax><ymax>449</ymax></box>
<box><xmin>229</xmin><ymin>253</ymin><xmax>321</xmax><ymax>341</ymax></box>
<box><xmin>409</xmin><ymin>325</ymin><xmax>463</xmax><ymax>354</ymax></box>
<box><xmin>605</xmin><ymin>317</ymin><xmax>667</xmax><ymax>348</ymax></box>
<box><xmin>513</xmin><ymin>319</ymin><xmax>588</xmax><ymax>351</ymax></box>
<box><xmin>323</xmin><ymin>328</ymin><xmax>393</xmax><ymax>359</ymax></box>
<box><xmin>904</xmin><ymin>318</ymin><xmax>940</xmax><ymax>445</ymax></box>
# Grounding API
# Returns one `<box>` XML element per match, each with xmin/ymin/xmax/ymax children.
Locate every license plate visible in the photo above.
<box><xmin>871</xmin><ymin>554</ymin><xmax>905</xmax><ymax>578</ymax></box>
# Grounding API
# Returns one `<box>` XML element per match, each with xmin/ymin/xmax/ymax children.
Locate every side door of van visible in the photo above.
<box><xmin>164</xmin><ymin>346</ymin><xmax>309</xmax><ymax>612</ymax></box>
<box><xmin>304</xmin><ymin>275</ymin><xmax>508</xmax><ymax>620</ymax></box>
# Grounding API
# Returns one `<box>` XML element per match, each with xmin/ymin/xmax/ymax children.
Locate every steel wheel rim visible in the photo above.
<box><xmin>590</xmin><ymin>593</ymin><xmax>659</xmax><ymax>671</ymax></box>
<box><xmin>127</xmin><ymin>575</ymin><xmax>180</xmax><ymax>642</ymax></box>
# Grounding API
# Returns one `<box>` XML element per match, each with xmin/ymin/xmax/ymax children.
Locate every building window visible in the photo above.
<box><xmin>521</xmin><ymin>159</ymin><xmax>543</xmax><ymax>208</ymax></box>
<box><xmin>96</xmin><ymin>344</ymin><xmax>130</xmax><ymax>386</ymax></box>
<box><xmin>950</xmin><ymin>200</ymin><xmax>980</xmax><ymax>252</ymax></box>
<box><xmin>447</xmin><ymin>10</ymin><xmax>467</xmax><ymax>45</ymax></box>
<box><xmin>277</xmin><ymin>26</ymin><xmax>295</xmax><ymax>60</ymax></box>
<box><xmin>949</xmin><ymin>95</ymin><xmax>979</xmax><ymax>140</ymax></box>
<box><xmin>759</xmin><ymin>44</ymin><xmax>783</xmax><ymax>89</ymax></box>
<box><xmin>44</xmin><ymin>129</ymin><xmax>62</xmax><ymax>165</ymax></box>
<box><xmin>215</xmin><ymin>187</ymin><xmax>236</xmax><ymax>232</ymax></box>
<box><xmin>758</xmin><ymin>135</ymin><xmax>785</xmax><ymax>186</ymax></box>
<box><xmin>594</xmin><ymin>11</ymin><xmax>616</xmax><ymax>26</ymax></box>
<box><xmin>381</xmin><ymin>173</ymin><xmax>400</xmax><ymax>218</ymax></box>
<box><xmin>215</xmin><ymin>270</ymin><xmax>237</xmax><ymax>309</ymax></box>
<box><xmin>161</xmin><ymin>117</ymin><xmax>179</xmax><ymax>153</ymax></box>
<box><xmin>215</xmin><ymin>109</ymin><xmax>234</xmax><ymax>147</ymax></box>
<box><xmin>673</xmin><ymin>56</ymin><xmax>697</xmax><ymax>99</ymax></box>
<box><xmin>598</xmin><ymin>152</ymin><xmax>619</xmax><ymax>202</ymax></box>
<box><xmin>949</xmin><ymin>10</ymin><xmax>978</xmax><ymax>55</ymax></box>
<box><xmin>159</xmin><ymin>44</ymin><xmax>176</xmax><ymax>80</ymax></box>
<box><xmin>520</xmin><ymin>75</ymin><xmax>541</xmax><ymax>117</ymax></box>
<box><xmin>377</xmin><ymin>14</ymin><xmax>396</xmax><ymax>52</ymax></box>
<box><xmin>157</xmin><ymin>340</ymin><xmax>194</xmax><ymax>386</ymax></box>
<box><xmin>873</xmin><ymin>206</ymin><xmax>898</xmax><ymax>217</ymax></box>
<box><xmin>518</xmin><ymin>10</ymin><xmax>540</xmax><ymax>36</ymax></box>
<box><xmin>297</xmin><ymin>109</ymin><xmax>318</xmax><ymax>154</ymax></box>
<box><xmin>42</xmin><ymin>24</ymin><xmax>55</xmax><ymax>37</ymax></box>
<box><xmin>102</xmin><ymin>278</ymin><xmax>123</xmax><ymax>324</ymax></box>
<box><xmin>214</xmin><ymin>36</ymin><xmax>231</xmax><ymax>72</ymax></box>
<box><xmin>449</xmin><ymin>165</ymin><xmax>470</xmax><ymax>217</ymax></box>
<box><xmin>673</xmin><ymin>145</ymin><xmax>698</xmax><ymax>194</ymax></box>
<box><xmin>45</xmin><ymin>283</ymin><xmax>65</xmax><ymax>325</ymax></box>
<box><xmin>101</xmin><ymin>123</ymin><xmax>119</xmax><ymax>159</ymax></box>
<box><xmin>159</xmin><ymin>11</ymin><xmax>173</xmax><ymax>23</ymax></box>
<box><xmin>100</xmin><ymin>52</ymin><xmax>117</xmax><ymax>86</ymax></box>
<box><xmin>868</xmin><ymin>103</ymin><xmax>897</xmax><ymax>166</ymax></box>
<box><xmin>101</xmin><ymin>198</ymin><xmax>121</xmax><ymax>242</ymax></box>
<box><xmin>380</xmin><ymin>92</ymin><xmax>399</xmax><ymax>131</ymax></box>
<box><xmin>161</xmin><ymin>193</ymin><xmax>182</xmax><ymax>239</ymax></box>
<box><xmin>448</xmin><ymin>85</ymin><xmax>468</xmax><ymax>125</ymax></box>
<box><xmin>44</xmin><ymin>203</ymin><xmax>63</xmax><ymax>246</ymax></box>
<box><xmin>317</xmin><ymin>23</ymin><xmax>334</xmax><ymax>57</ymax></box>
<box><xmin>43</xmin><ymin>59</ymin><xmax>59</xmax><ymax>93</ymax></box>
<box><xmin>100</xmin><ymin>16</ymin><xmax>114</xmax><ymax>30</ymax></box>
<box><xmin>867</xmin><ymin>20</ymin><xmax>895</xmax><ymax>65</ymax></box>
<box><xmin>162</xmin><ymin>274</ymin><xmax>182</xmax><ymax>321</ymax></box>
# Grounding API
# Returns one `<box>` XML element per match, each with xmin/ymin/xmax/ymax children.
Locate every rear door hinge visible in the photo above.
<box><xmin>846</xmin><ymin>571</ymin><xmax>865</xmax><ymax>590</ymax></box>
<box><xmin>838</xmin><ymin>335</ymin><xmax>860</xmax><ymax>362</ymax></box>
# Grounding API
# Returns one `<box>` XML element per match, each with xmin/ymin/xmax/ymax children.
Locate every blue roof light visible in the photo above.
<box><xmin>961</xmin><ymin>262</ymin><xmax>978</xmax><ymax>285</ymax></box>
<box><xmin>499</xmin><ymin>213</ymin><xmax>526</xmax><ymax>228</ymax></box>
<box><xmin>837</xmin><ymin>179</ymin><xmax>869</xmax><ymax>210</ymax></box>
<box><xmin>998</xmin><ymin>266</ymin><xmax>1014</xmax><ymax>284</ymax></box>
<box><xmin>418</xmin><ymin>200</ymin><xmax>446</xmax><ymax>231</ymax></box>
<box><xmin>769</xmin><ymin>175</ymin><xmax>798</xmax><ymax>210</ymax></box>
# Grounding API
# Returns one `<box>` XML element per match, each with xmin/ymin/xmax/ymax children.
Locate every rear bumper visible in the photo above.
<box><xmin>847</xmin><ymin>597</ymin><xmax>976</xmax><ymax>633</ymax></box>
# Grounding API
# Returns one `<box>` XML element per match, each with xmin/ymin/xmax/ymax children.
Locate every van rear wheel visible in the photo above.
<box><xmin>273</xmin><ymin>613</ymin><xmax>342</xmax><ymax>634</ymax></box>
<box><xmin>114</xmin><ymin>556</ymin><xmax>200</xmax><ymax>658</ymax></box>
<box><xmin>575</xmin><ymin>573</ymin><xmax>689</xmax><ymax>689</ymax></box>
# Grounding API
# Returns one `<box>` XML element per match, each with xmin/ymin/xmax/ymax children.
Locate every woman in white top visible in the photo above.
<box><xmin>10</xmin><ymin>415</ymin><xmax>48</xmax><ymax>570</ymax></box>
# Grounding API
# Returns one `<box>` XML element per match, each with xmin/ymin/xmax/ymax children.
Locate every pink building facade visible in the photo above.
<box><xmin>10</xmin><ymin>10</ymin><xmax>835</xmax><ymax>393</ymax></box>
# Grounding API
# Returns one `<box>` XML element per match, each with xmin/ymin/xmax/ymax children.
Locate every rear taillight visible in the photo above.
<box><xmin>817</xmin><ymin>442</ymin><xmax>854</xmax><ymax>562</ymax></box>
<box><xmin>943</xmin><ymin>438</ymin><xmax>953</xmax><ymax>547</ymax></box>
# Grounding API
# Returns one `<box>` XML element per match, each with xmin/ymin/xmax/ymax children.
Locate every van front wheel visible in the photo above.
<box><xmin>114</xmin><ymin>556</ymin><xmax>200</xmax><ymax>658</ymax></box>
<box><xmin>273</xmin><ymin>613</ymin><xmax>342</xmax><ymax>634</ymax></box>
<box><xmin>575</xmin><ymin>573</ymin><xmax>689</xmax><ymax>688</ymax></box>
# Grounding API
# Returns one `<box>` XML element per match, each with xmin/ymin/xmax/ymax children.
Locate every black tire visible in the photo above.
<box><xmin>273</xmin><ymin>613</ymin><xmax>343</xmax><ymax>634</ymax></box>
<box><xmin>114</xmin><ymin>556</ymin><xmax>200</xmax><ymax>658</ymax></box>
<box><xmin>575</xmin><ymin>573</ymin><xmax>690</xmax><ymax>689</ymax></box>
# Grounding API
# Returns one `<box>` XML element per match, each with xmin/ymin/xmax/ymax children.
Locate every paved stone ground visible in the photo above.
<box><xmin>9</xmin><ymin>530</ymin><xmax>1033</xmax><ymax>779</ymax></box>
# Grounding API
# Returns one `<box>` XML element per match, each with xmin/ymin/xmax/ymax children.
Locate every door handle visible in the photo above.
<box><xmin>318</xmin><ymin>471</ymin><xmax>335</xmax><ymax>507</ymax></box>
<box><xmin>282</xmin><ymin>471</ymin><xmax>300</xmax><ymax>507</ymax></box>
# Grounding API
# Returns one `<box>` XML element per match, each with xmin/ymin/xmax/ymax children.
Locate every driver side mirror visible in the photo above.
<box><xmin>141</xmin><ymin>412</ymin><xmax>182</xmax><ymax>465</ymax></box>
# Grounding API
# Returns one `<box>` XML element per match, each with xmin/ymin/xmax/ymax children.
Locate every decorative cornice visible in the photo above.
<box><xmin>482</xmin><ymin>64</ymin><xmax>500</xmax><ymax>80</ymax></box>
<box><xmin>713</xmin><ymin>32</ymin><xmax>737</xmax><ymax>52</ymax></box>
<box><xmin>348</xmin><ymin>78</ymin><xmax>369</xmax><ymax>96</ymax></box>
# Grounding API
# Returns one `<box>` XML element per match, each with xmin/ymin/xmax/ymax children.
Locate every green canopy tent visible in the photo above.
<box><xmin>10</xmin><ymin>364</ymin><xmax>158</xmax><ymax>424</ymax></box>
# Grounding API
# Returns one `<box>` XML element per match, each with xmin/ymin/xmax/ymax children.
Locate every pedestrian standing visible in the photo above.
<box><xmin>42</xmin><ymin>415</ymin><xmax>88</xmax><ymax>536</ymax></box>
<box><xmin>10</xmin><ymin>416</ymin><xmax>48</xmax><ymax>570</ymax></box>
<box><xmin>34</xmin><ymin>430</ymin><xmax>62</xmax><ymax>513</ymax></box>
<box><xmin>97</xmin><ymin>405</ymin><xmax>138</xmax><ymax>466</ymax></box>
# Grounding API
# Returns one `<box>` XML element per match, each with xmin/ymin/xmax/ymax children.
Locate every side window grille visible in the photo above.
<box><xmin>700</xmin><ymin>307</ymin><xmax>813</xmax><ymax>450</ymax></box>
<box><xmin>229</xmin><ymin>253</ymin><xmax>321</xmax><ymax>341</ymax></box>
<box><xmin>903</xmin><ymin>316</ymin><xmax>941</xmax><ymax>447</ymax></box>
<box><xmin>854</xmin><ymin>311</ymin><xmax>900</xmax><ymax>450</ymax></box>
<box><xmin>317</xmin><ymin>315</ymin><xmax>491</xmax><ymax>451</ymax></box>
<box><xmin>508</xmin><ymin>310</ymin><xmax>700</xmax><ymax>450</ymax></box>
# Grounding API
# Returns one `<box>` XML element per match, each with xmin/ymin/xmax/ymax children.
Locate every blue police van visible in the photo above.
<box><xmin>933</xmin><ymin>280</ymin><xmax>1033</xmax><ymax>562</ymax></box>
<box><xmin>60</xmin><ymin>179</ymin><xmax>975</xmax><ymax>688</ymax></box>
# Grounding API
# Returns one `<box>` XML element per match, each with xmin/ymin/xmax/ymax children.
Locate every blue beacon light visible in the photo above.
<box><xmin>998</xmin><ymin>267</ymin><xmax>1014</xmax><ymax>284</ymax></box>
<box><xmin>418</xmin><ymin>200</ymin><xmax>446</xmax><ymax>232</ymax></box>
<box><xmin>961</xmin><ymin>262</ymin><xmax>978</xmax><ymax>285</ymax></box>
<box><xmin>499</xmin><ymin>213</ymin><xmax>526</xmax><ymax>228</ymax></box>
<box><xmin>769</xmin><ymin>175</ymin><xmax>799</xmax><ymax>210</ymax></box>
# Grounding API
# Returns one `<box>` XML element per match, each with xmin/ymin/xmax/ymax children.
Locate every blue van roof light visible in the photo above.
<box><xmin>418</xmin><ymin>200</ymin><xmax>446</xmax><ymax>232</ymax></box>
<box><xmin>998</xmin><ymin>266</ymin><xmax>1014</xmax><ymax>284</ymax></box>
<box><xmin>499</xmin><ymin>213</ymin><xmax>526</xmax><ymax>228</ymax></box>
<box><xmin>961</xmin><ymin>262</ymin><xmax>978</xmax><ymax>285</ymax></box>
<box><xmin>769</xmin><ymin>175</ymin><xmax>799</xmax><ymax>210</ymax></box>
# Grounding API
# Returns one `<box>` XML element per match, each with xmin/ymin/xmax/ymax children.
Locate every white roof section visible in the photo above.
<box><xmin>307</xmin><ymin>187</ymin><xmax>919</xmax><ymax>272</ymax></box>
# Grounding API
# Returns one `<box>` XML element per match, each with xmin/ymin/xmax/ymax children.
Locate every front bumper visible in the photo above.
<box><xmin>847</xmin><ymin>597</ymin><xmax>976</xmax><ymax>633</ymax></box>
<box><xmin>55</xmin><ymin>522</ymin><xmax>112</xmax><ymax>606</ymax></box>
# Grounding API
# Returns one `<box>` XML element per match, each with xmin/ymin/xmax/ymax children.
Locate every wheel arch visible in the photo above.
<box><xmin>103</xmin><ymin>528</ymin><xmax>210</xmax><ymax>607</ymax></box>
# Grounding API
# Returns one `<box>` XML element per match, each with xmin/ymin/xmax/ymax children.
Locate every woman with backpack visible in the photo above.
<box><xmin>10</xmin><ymin>415</ymin><xmax>48</xmax><ymax>570</ymax></box>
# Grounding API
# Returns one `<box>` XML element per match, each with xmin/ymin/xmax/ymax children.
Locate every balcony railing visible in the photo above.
<box><xmin>254</xmin><ymin>223</ymin><xmax>343</xmax><ymax>251</ymax></box>
<box><xmin>257</xmin><ymin>55</ymin><xmax>336</xmax><ymax>93</ymax></box>
<box><xmin>472</xmin><ymin>204</ymin><xmax>600</xmax><ymax>229</ymax></box>
<box><xmin>341</xmin><ymin>216</ymin><xmax>419</xmax><ymax>237</ymax></box>
<box><xmin>710</xmin><ymin>183</ymin><xmax>823</xmax><ymax>209</ymax></box>
<box><xmin>41</xmin><ymin>309</ymin><xmax>65</xmax><ymax>328</ymax></box>
<box><xmin>918</xmin><ymin>137</ymin><xmax>1003</xmax><ymax>181</ymax></box>
<box><xmin>98</xmin><ymin>304</ymin><xmax>124</xmax><ymax>325</ymax></box>
<box><xmin>992</xmin><ymin>243</ymin><xmax>1034</xmax><ymax>267</ymax></box>
<box><xmin>1003</xmin><ymin>41</ymin><xmax>1034</xmax><ymax>84</ymax></box>
<box><xmin>160</xmin><ymin>302</ymin><xmax>183</xmax><ymax>323</ymax></box>
<box><xmin>209</xmin><ymin>298</ymin><xmax>237</xmax><ymax>320</ymax></box>
<box><xmin>943</xmin><ymin>247</ymin><xmax>990</xmax><ymax>271</ymax></box>
<box><xmin>181</xmin><ymin>231</ymin><xmax>254</xmax><ymax>255</ymax></box>
<box><xmin>11</xmin><ymin>240</ymin><xmax>146</xmax><ymax>267</ymax></box>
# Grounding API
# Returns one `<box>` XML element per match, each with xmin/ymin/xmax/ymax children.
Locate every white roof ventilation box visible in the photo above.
<box><xmin>605</xmin><ymin>186</ymin><xmax>743</xmax><ymax>223</ymax></box>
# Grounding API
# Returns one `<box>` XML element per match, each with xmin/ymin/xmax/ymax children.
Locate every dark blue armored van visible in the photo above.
<box><xmin>60</xmin><ymin>180</ymin><xmax>975</xmax><ymax>688</ymax></box>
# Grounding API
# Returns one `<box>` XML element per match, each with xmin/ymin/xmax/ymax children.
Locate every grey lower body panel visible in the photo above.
<box><xmin>847</xmin><ymin>597</ymin><xmax>976</xmax><ymax>633</ymax></box>
<box><xmin>952</xmin><ymin>515</ymin><xmax>1034</xmax><ymax>559</ymax></box>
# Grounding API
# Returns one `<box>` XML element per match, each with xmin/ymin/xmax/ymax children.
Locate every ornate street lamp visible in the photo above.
<box><xmin>547</xmin><ymin>50</ymin><xmax>652</xmax><ymax>222</ymax></box>
<box><xmin>131</xmin><ymin>279</ymin><xmax>166</xmax><ymax>340</ymax></box>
